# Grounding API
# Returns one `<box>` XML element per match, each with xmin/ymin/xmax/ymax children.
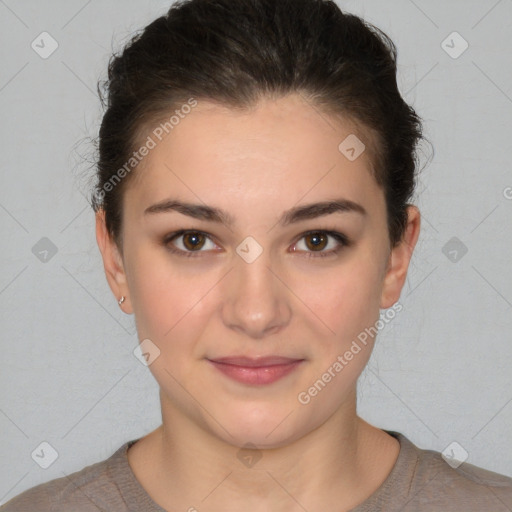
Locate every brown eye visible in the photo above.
<box><xmin>293</xmin><ymin>230</ymin><xmax>350</xmax><ymax>259</ymax></box>
<box><xmin>304</xmin><ymin>232</ymin><xmax>328</xmax><ymax>251</ymax></box>
<box><xmin>163</xmin><ymin>230</ymin><xmax>218</xmax><ymax>257</ymax></box>
<box><xmin>182</xmin><ymin>232</ymin><xmax>206</xmax><ymax>251</ymax></box>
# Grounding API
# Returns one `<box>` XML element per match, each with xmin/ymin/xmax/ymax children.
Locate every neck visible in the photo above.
<box><xmin>127</xmin><ymin>390</ymin><xmax>400</xmax><ymax>512</ymax></box>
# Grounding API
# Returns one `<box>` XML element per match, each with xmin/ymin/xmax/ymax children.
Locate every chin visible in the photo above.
<box><xmin>207</xmin><ymin>404</ymin><xmax>311</xmax><ymax>449</ymax></box>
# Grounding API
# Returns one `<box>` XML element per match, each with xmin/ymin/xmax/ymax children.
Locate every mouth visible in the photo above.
<box><xmin>206</xmin><ymin>356</ymin><xmax>305</xmax><ymax>386</ymax></box>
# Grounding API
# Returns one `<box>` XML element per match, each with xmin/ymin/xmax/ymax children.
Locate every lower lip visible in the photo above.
<box><xmin>207</xmin><ymin>360</ymin><xmax>304</xmax><ymax>385</ymax></box>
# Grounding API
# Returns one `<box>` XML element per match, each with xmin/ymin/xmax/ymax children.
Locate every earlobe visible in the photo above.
<box><xmin>380</xmin><ymin>206</ymin><xmax>421</xmax><ymax>309</ymax></box>
<box><xmin>95</xmin><ymin>210</ymin><xmax>132</xmax><ymax>313</ymax></box>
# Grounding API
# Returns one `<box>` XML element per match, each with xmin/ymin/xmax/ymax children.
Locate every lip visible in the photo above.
<box><xmin>209</xmin><ymin>356</ymin><xmax>302</xmax><ymax>367</ymax></box>
<box><xmin>207</xmin><ymin>356</ymin><xmax>304</xmax><ymax>385</ymax></box>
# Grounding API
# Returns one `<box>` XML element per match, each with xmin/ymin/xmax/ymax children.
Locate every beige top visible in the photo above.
<box><xmin>2</xmin><ymin>431</ymin><xmax>511</xmax><ymax>511</ymax></box>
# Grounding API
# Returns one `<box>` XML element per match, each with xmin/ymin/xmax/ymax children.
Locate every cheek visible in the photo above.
<box><xmin>127</xmin><ymin>238</ymin><xmax>384</xmax><ymax>346</ymax></box>
<box><xmin>124</xmin><ymin>244</ymin><xmax>182</xmax><ymax>337</ymax></box>
<box><xmin>293</xmin><ymin>262</ymin><xmax>382</xmax><ymax>412</ymax></box>
<box><xmin>291</xmin><ymin>257</ymin><xmax>383</xmax><ymax>344</ymax></box>
<box><xmin>125</xmin><ymin>244</ymin><xmax>219</xmax><ymax>349</ymax></box>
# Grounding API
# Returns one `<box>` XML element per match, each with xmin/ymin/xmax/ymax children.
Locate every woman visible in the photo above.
<box><xmin>2</xmin><ymin>0</ymin><xmax>511</xmax><ymax>510</ymax></box>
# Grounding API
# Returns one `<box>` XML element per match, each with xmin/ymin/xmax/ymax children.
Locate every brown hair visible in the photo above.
<box><xmin>91</xmin><ymin>0</ymin><xmax>429</xmax><ymax>252</ymax></box>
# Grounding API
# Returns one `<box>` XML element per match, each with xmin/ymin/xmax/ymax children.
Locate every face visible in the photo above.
<box><xmin>96</xmin><ymin>93</ymin><xmax>419</xmax><ymax>448</ymax></box>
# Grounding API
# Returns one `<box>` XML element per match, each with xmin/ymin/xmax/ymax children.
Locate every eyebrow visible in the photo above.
<box><xmin>144</xmin><ymin>197</ymin><xmax>367</xmax><ymax>226</ymax></box>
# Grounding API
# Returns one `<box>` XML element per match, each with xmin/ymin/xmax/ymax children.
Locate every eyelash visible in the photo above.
<box><xmin>162</xmin><ymin>229</ymin><xmax>351</xmax><ymax>259</ymax></box>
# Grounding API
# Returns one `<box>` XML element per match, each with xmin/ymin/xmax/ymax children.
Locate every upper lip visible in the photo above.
<box><xmin>207</xmin><ymin>356</ymin><xmax>304</xmax><ymax>367</ymax></box>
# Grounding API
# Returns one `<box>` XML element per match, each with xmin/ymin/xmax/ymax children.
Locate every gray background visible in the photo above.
<box><xmin>1</xmin><ymin>0</ymin><xmax>511</xmax><ymax>503</ymax></box>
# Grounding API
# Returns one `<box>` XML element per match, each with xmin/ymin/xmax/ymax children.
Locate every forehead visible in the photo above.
<box><xmin>125</xmin><ymin>93</ymin><xmax>384</xmax><ymax>222</ymax></box>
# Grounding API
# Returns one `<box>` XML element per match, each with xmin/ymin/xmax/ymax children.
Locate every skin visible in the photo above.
<box><xmin>96</xmin><ymin>92</ymin><xmax>421</xmax><ymax>512</ymax></box>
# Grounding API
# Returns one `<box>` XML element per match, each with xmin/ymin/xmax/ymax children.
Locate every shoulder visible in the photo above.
<box><xmin>0</xmin><ymin>441</ymin><xmax>135</xmax><ymax>512</ymax></box>
<box><xmin>391</xmin><ymin>432</ymin><xmax>512</xmax><ymax>511</ymax></box>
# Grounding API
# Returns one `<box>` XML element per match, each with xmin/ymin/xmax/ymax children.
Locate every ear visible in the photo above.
<box><xmin>95</xmin><ymin>209</ymin><xmax>133</xmax><ymax>314</ymax></box>
<box><xmin>380</xmin><ymin>205</ymin><xmax>421</xmax><ymax>309</ymax></box>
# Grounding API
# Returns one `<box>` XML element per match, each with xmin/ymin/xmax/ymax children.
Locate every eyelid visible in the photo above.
<box><xmin>163</xmin><ymin>229</ymin><xmax>221</xmax><ymax>257</ymax></box>
<box><xmin>291</xmin><ymin>230</ymin><xmax>350</xmax><ymax>258</ymax></box>
<box><xmin>163</xmin><ymin>229</ymin><xmax>350</xmax><ymax>258</ymax></box>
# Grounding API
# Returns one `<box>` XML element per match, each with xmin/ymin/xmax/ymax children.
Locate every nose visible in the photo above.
<box><xmin>221</xmin><ymin>249</ymin><xmax>292</xmax><ymax>339</ymax></box>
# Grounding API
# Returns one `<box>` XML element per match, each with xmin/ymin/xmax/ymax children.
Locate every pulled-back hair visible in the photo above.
<box><xmin>92</xmin><ymin>0</ymin><xmax>427</xmax><ymax>251</ymax></box>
